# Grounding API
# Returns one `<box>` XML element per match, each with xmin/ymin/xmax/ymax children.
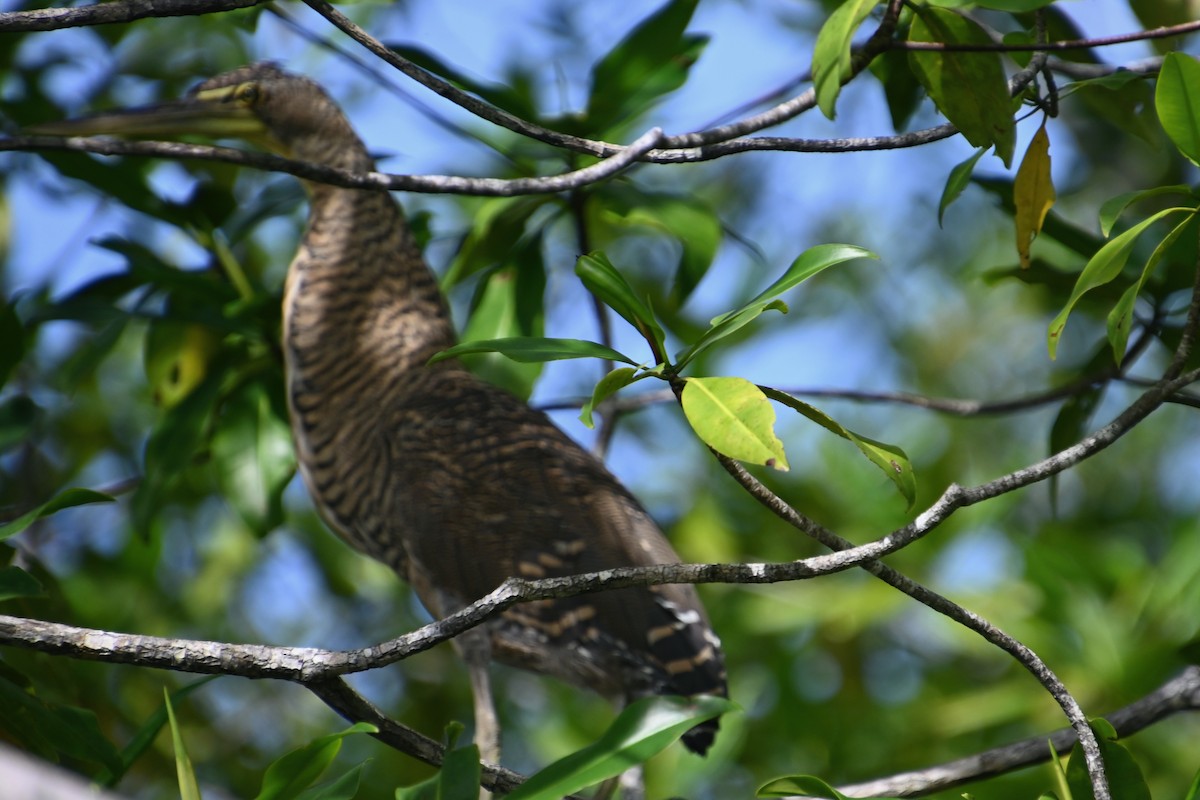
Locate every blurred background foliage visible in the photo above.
<box><xmin>1</xmin><ymin>1</ymin><xmax>1199</xmax><ymax>799</ymax></box>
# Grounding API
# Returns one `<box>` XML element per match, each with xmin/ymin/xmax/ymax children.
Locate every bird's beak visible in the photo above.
<box><xmin>27</xmin><ymin>90</ymin><xmax>265</xmax><ymax>141</ymax></box>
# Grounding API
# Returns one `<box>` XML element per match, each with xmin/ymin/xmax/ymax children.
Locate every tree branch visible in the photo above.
<box><xmin>304</xmin><ymin>678</ymin><xmax>533</xmax><ymax>795</ymax></box>
<box><xmin>0</xmin><ymin>128</ymin><xmax>663</xmax><ymax>197</ymax></box>
<box><xmin>0</xmin><ymin>0</ymin><xmax>266</xmax><ymax>32</ymax></box>
<box><xmin>838</xmin><ymin>666</ymin><xmax>1200</xmax><ymax>798</ymax></box>
<box><xmin>895</xmin><ymin>19</ymin><xmax>1200</xmax><ymax>52</ymax></box>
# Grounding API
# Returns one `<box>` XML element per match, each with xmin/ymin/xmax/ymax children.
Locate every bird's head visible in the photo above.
<box><xmin>31</xmin><ymin>63</ymin><xmax>370</xmax><ymax>171</ymax></box>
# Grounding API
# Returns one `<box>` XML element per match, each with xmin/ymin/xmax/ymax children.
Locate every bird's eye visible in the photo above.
<box><xmin>235</xmin><ymin>84</ymin><xmax>260</xmax><ymax>105</ymax></box>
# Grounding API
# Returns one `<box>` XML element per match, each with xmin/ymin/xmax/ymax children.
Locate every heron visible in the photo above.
<box><xmin>35</xmin><ymin>62</ymin><xmax>727</xmax><ymax>775</ymax></box>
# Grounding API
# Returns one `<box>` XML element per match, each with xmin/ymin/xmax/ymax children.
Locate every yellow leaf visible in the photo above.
<box><xmin>681</xmin><ymin>376</ymin><xmax>789</xmax><ymax>471</ymax></box>
<box><xmin>1014</xmin><ymin>122</ymin><xmax>1056</xmax><ymax>269</ymax></box>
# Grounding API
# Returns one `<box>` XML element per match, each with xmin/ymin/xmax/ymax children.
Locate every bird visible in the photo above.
<box><xmin>36</xmin><ymin>62</ymin><xmax>727</xmax><ymax>766</ymax></box>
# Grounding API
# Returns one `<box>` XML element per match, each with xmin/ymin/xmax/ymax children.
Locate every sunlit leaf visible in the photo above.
<box><xmin>682</xmin><ymin>377</ymin><xmax>788</xmax><ymax>471</ymax></box>
<box><xmin>762</xmin><ymin>388</ymin><xmax>915</xmax><ymax>507</ymax></box>
<box><xmin>1047</xmin><ymin>206</ymin><xmax>1193</xmax><ymax>358</ymax></box>
<box><xmin>505</xmin><ymin>695</ymin><xmax>734</xmax><ymax>800</ymax></box>
<box><xmin>908</xmin><ymin>7</ymin><xmax>1016</xmax><ymax>166</ymax></box>
<box><xmin>1156</xmin><ymin>52</ymin><xmax>1200</xmax><ymax>165</ymax></box>
<box><xmin>144</xmin><ymin>320</ymin><xmax>221</xmax><ymax>408</ymax></box>
<box><xmin>1014</xmin><ymin>123</ymin><xmax>1055</xmax><ymax>268</ymax></box>
<box><xmin>812</xmin><ymin>0</ymin><xmax>880</xmax><ymax>119</ymax></box>
<box><xmin>164</xmin><ymin>690</ymin><xmax>203</xmax><ymax>800</ymax></box>
<box><xmin>1098</xmin><ymin>184</ymin><xmax>1193</xmax><ymax>237</ymax></box>
<box><xmin>1106</xmin><ymin>213</ymin><xmax>1196</xmax><ymax>360</ymax></box>
<box><xmin>677</xmin><ymin>244</ymin><xmax>876</xmax><ymax>366</ymax></box>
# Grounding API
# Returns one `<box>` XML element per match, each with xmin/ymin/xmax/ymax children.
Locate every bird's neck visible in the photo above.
<box><xmin>284</xmin><ymin>182</ymin><xmax>458</xmax><ymax>394</ymax></box>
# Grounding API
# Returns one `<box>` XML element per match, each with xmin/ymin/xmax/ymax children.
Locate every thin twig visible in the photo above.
<box><xmin>0</xmin><ymin>0</ymin><xmax>266</xmax><ymax>32</ymax></box>
<box><xmin>896</xmin><ymin>19</ymin><xmax>1200</xmax><ymax>51</ymax></box>
<box><xmin>0</xmin><ymin>128</ymin><xmax>662</xmax><ymax>197</ymax></box>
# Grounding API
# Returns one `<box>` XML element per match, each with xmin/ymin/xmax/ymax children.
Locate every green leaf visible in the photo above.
<box><xmin>676</xmin><ymin>244</ymin><xmax>876</xmax><ymax>366</ymax></box>
<box><xmin>1156</xmin><ymin>52</ymin><xmax>1200</xmax><ymax>165</ymax></box>
<box><xmin>870</xmin><ymin>47</ymin><xmax>924</xmax><ymax>130</ymax></box>
<box><xmin>938</xmin><ymin>147</ymin><xmax>986</xmax><ymax>226</ymax></box>
<box><xmin>210</xmin><ymin>379</ymin><xmax>295</xmax><ymax>535</ymax></box>
<box><xmin>0</xmin><ymin>676</ymin><xmax>124</xmax><ymax>776</ymax></box>
<box><xmin>1098</xmin><ymin>184</ymin><xmax>1193</xmax><ymax>237</ymax></box>
<box><xmin>908</xmin><ymin>7</ymin><xmax>1016</xmax><ymax>166</ymax></box>
<box><xmin>971</xmin><ymin>0</ymin><xmax>1054</xmax><ymax>9</ymax></box>
<box><xmin>164</xmin><ymin>689</ymin><xmax>203</xmax><ymax>800</ymax></box>
<box><xmin>96</xmin><ymin>677</ymin><xmax>219</xmax><ymax>787</ymax></box>
<box><xmin>580</xmin><ymin>367</ymin><xmax>639</xmax><ymax>429</ymax></box>
<box><xmin>586</xmin><ymin>0</ymin><xmax>707</xmax><ymax>131</ymax></box>
<box><xmin>1047</xmin><ymin>372</ymin><xmax>1104</xmax><ymax>510</ymax></box>
<box><xmin>1065</xmin><ymin>720</ymin><xmax>1150</xmax><ymax>800</ymax></box>
<box><xmin>132</xmin><ymin>356</ymin><xmax>231</xmax><ymax>535</ymax></box>
<box><xmin>575</xmin><ymin>252</ymin><xmax>667</xmax><ymax>360</ymax></box>
<box><xmin>1106</xmin><ymin>213</ymin><xmax>1197</xmax><ymax>360</ymax></box>
<box><xmin>603</xmin><ymin>189</ymin><xmax>723</xmax><ymax>303</ymax></box>
<box><xmin>443</xmin><ymin>196</ymin><xmax>549</xmax><ymax>288</ymax></box>
<box><xmin>438</xmin><ymin>742</ymin><xmax>482</xmax><ymax>800</ymax></box>
<box><xmin>0</xmin><ymin>395</ymin><xmax>41</xmax><ymax>455</ymax></box>
<box><xmin>1047</xmin><ymin>206</ymin><xmax>1192</xmax><ymax>358</ymax></box>
<box><xmin>460</xmin><ymin>252</ymin><xmax>547</xmax><ymax>401</ymax></box>
<box><xmin>388</xmin><ymin>44</ymin><xmax>539</xmax><ymax>121</ymax></box>
<box><xmin>682</xmin><ymin>377</ymin><xmax>789</xmax><ymax>471</ymax></box>
<box><xmin>762</xmin><ymin>388</ymin><xmax>916</xmax><ymax>507</ymax></box>
<box><xmin>0</xmin><ymin>487</ymin><xmax>116</xmax><ymax>541</ymax></box>
<box><xmin>0</xmin><ymin>300</ymin><xmax>23</xmax><ymax>390</ymax></box>
<box><xmin>431</xmin><ymin>337</ymin><xmax>638</xmax><ymax>366</ymax></box>
<box><xmin>143</xmin><ymin>320</ymin><xmax>221</xmax><ymax>409</ymax></box>
<box><xmin>1183</xmin><ymin>764</ymin><xmax>1200</xmax><ymax>800</ymax></box>
<box><xmin>758</xmin><ymin>774</ymin><xmax>857</xmax><ymax>798</ymax></box>
<box><xmin>505</xmin><ymin>695</ymin><xmax>734</xmax><ymax>800</ymax></box>
<box><xmin>294</xmin><ymin>762</ymin><xmax>368</xmax><ymax>800</ymax></box>
<box><xmin>1049</xmin><ymin>737</ymin><xmax>1073</xmax><ymax>800</ymax></box>
<box><xmin>0</xmin><ymin>565</ymin><xmax>44</xmax><ymax>602</ymax></box>
<box><xmin>812</xmin><ymin>0</ymin><xmax>880</xmax><ymax>119</ymax></box>
<box><xmin>393</xmin><ymin>740</ymin><xmax>479</xmax><ymax>800</ymax></box>
<box><xmin>255</xmin><ymin>723</ymin><xmax>378</xmax><ymax>800</ymax></box>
